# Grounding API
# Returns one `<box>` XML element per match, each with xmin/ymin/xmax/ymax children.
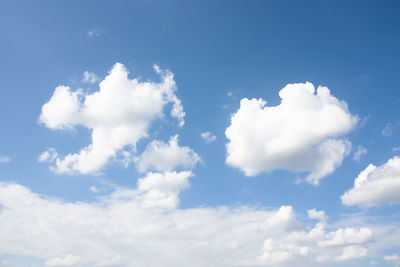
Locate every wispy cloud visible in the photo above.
<box><xmin>200</xmin><ymin>132</ymin><xmax>216</xmax><ymax>143</ymax></box>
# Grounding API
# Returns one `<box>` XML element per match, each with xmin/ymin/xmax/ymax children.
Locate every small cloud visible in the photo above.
<box><xmin>382</xmin><ymin>122</ymin><xmax>393</xmax><ymax>137</ymax></box>
<box><xmin>200</xmin><ymin>132</ymin><xmax>216</xmax><ymax>144</ymax></box>
<box><xmin>88</xmin><ymin>29</ymin><xmax>101</xmax><ymax>37</ymax></box>
<box><xmin>393</xmin><ymin>147</ymin><xmax>400</xmax><ymax>152</ymax></box>
<box><xmin>38</xmin><ymin>148</ymin><xmax>58</xmax><ymax>163</ymax></box>
<box><xmin>82</xmin><ymin>71</ymin><xmax>99</xmax><ymax>84</ymax></box>
<box><xmin>360</xmin><ymin>115</ymin><xmax>371</xmax><ymax>128</ymax></box>
<box><xmin>353</xmin><ymin>146</ymin><xmax>367</xmax><ymax>162</ymax></box>
<box><xmin>89</xmin><ymin>186</ymin><xmax>100</xmax><ymax>193</ymax></box>
<box><xmin>227</xmin><ymin>91</ymin><xmax>233</xmax><ymax>97</ymax></box>
<box><xmin>0</xmin><ymin>155</ymin><xmax>10</xmax><ymax>163</ymax></box>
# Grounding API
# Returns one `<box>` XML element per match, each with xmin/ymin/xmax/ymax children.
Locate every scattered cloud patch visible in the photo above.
<box><xmin>39</xmin><ymin>63</ymin><xmax>185</xmax><ymax>175</ymax></box>
<box><xmin>82</xmin><ymin>71</ymin><xmax>99</xmax><ymax>84</ymax></box>
<box><xmin>45</xmin><ymin>255</ymin><xmax>80</xmax><ymax>267</ymax></box>
<box><xmin>137</xmin><ymin>171</ymin><xmax>193</xmax><ymax>209</ymax></box>
<box><xmin>353</xmin><ymin>146</ymin><xmax>367</xmax><ymax>162</ymax></box>
<box><xmin>38</xmin><ymin>148</ymin><xmax>58</xmax><ymax>163</ymax></box>
<box><xmin>382</xmin><ymin>122</ymin><xmax>394</xmax><ymax>137</ymax></box>
<box><xmin>335</xmin><ymin>245</ymin><xmax>368</xmax><ymax>261</ymax></box>
<box><xmin>0</xmin><ymin>155</ymin><xmax>10</xmax><ymax>164</ymax></box>
<box><xmin>200</xmin><ymin>132</ymin><xmax>216</xmax><ymax>144</ymax></box>
<box><xmin>341</xmin><ymin>156</ymin><xmax>400</xmax><ymax>207</ymax></box>
<box><xmin>136</xmin><ymin>135</ymin><xmax>199</xmax><ymax>173</ymax></box>
<box><xmin>384</xmin><ymin>254</ymin><xmax>400</xmax><ymax>266</ymax></box>
<box><xmin>225</xmin><ymin>82</ymin><xmax>358</xmax><ymax>185</ymax></box>
<box><xmin>393</xmin><ymin>147</ymin><xmax>400</xmax><ymax>152</ymax></box>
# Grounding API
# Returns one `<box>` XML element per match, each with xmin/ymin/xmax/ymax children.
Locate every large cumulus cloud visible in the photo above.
<box><xmin>39</xmin><ymin>63</ymin><xmax>185</xmax><ymax>175</ymax></box>
<box><xmin>225</xmin><ymin>82</ymin><xmax>358</xmax><ymax>185</ymax></box>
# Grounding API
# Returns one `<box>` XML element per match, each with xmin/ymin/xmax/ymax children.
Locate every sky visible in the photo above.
<box><xmin>1</xmin><ymin>0</ymin><xmax>400</xmax><ymax>266</ymax></box>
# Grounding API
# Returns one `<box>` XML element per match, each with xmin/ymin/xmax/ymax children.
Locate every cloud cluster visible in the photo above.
<box><xmin>225</xmin><ymin>82</ymin><xmax>358</xmax><ymax>184</ymax></box>
<box><xmin>0</xmin><ymin>181</ymin><xmax>381</xmax><ymax>267</ymax></box>
<box><xmin>341</xmin><ymin>156</ymin><xmax>400</xmax><ymax>207</ymax></box>
<box><xmin>39</xmin><ymin>63</ymin><xmax>185</xmax><ymax>175</ymax></box>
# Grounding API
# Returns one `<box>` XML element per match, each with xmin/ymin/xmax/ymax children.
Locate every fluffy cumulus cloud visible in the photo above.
<box><xmin>341</xmin><ymin>156</ymin><xmax>400</xmax><ymax>207</ymax></box>
<box><xmin>0</xmin><ymin>181</ymin><xmax>387</xmax><ymax>267</ymax></box>
<box><xmin>38</xmin><ymin>63</ymin><xmax>185</xmax><ymax>175</ymax></box>
<box><xmin>225</xmin><ymin>82</ymin><xmax>358</xmax><ymax>185</ymax></box>
<box><xmin>135</xmin><ymin>135</ymin><xmax>200</xmax><ymax>173</ymax></box>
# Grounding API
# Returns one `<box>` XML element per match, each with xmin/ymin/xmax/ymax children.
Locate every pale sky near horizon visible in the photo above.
<box><xmin>1</xmin><ymin>1</ymin><xmax>400</xmax><ymax>266</ymax></box>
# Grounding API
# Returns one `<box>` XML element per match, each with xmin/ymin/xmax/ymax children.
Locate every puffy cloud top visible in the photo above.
<box><xmin>225</xmin><ymin>82</ymin><xmax>358</xmax><ymax>185</ymax></box>
<box><xmin>39</xmin><ymin>63</ymin><xmax>185</xmax><ymax>175</ymax></box>
<box><xmin>341</xmin><ymin>156</ymin><xmax>400</xmax><ymax>207</ymax></box>
<box><xmin>136</xmin><ymin>135</ymin><xmax>200</xmax><ymax>173</ymax></box>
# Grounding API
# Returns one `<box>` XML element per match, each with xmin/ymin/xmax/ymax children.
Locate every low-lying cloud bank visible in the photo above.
<box><xmin>1</xmin><ymin>181</ymin><xmax>399</xmax><ymax>267</ymax></box>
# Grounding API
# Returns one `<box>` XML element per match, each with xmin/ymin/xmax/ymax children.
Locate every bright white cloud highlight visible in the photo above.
<box><xmin>82</xmin><ymin>71</ymin><xmax>99</xmax><ymax>84</ymax></box>
<box><xmin>341</xmin><ymin>156</ymin><xmax>400</xmax><ymax>207</ymax></box>
<box><xmin>136</xmin><ymin>135</ymin><xmax>199</xmax><ymax>173</ymax></box>
<box><xmin>200</xmin><ymin>132</ymin><xmax>216</xmax><ymax>143</ymax></box>
<box><xmin>137</xmin><ymin>171</ymin><xmax>193</xmax><ymax>209</ymax></box>
<box><xmin>225</xmin><ymin>82</ymin><xmax>358</xmax><ymax>185</ymax></box>
<box><xmin>39</xmin><ymin>63</ymin><xmax>185</xmax><ymax>175</ymax></box>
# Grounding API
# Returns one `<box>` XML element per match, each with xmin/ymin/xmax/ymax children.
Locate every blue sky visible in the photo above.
<box><xmin>1</xmin><ymin>1</ymin><xmax>400</xmax><ymax>266</ymax></box>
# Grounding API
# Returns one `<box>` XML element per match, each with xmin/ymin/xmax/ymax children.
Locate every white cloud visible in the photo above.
<box><xmin>38</xmin><ymin>148</ymin><xmax>58</xmax><ymax>163</ymax></box>
<box><xmin>393</xmin><ymin>147</ymin><xmax>400</xmax><ymax>152</ymax></box>
<box><xmin>335</xmin><ymin>245</ymin><xmax>368</xmax><ymax>261</ymax></box>
<box><xmin>382</xmin><ymin>122</ymin><xmax>394</xmax><ymax>137</ymax></box>
<box><xmin>318</xmin><ymin>227</ymin><xmax>373</xmax><ymax>247</ymax></box>
<box><xmin>135</xmin><ymin>135</ymin><xmax>199</xmax><ymax>173</ymax></box>
<box><xmin>384</xmin><ymin>254</ymin><xmax>400</xmax><ymax>266</ymax></box>
<box><xmin>89</xmin><ymin>186</ymin><xmax>100</xmax><ymax>193</ymax></box>
<box><xmin>137</xmin><ymin>171</ymin><xmax>193</xmax><ymax>209</ymax></box>
<box><xmin>82</xmin><ymin>71</ymin><xmax>99</xmax><ymax>84</ymax></box>
<box><xmin>308</xmin><ymin>209</ymin><xmax>328</xmax><ymax>223</ymax></box>
<box><xmin>225</xmin><ymin>82</ymin><xmax>358</xmax><ymax>185</ymax></box>
<box><xmin>0</xmin><ymin>156</ymin><xmax>10</xmax><ymax>163</ymax></box>
<box><xmin>200</xmin><ymin>132</ymin><xmax>216</xmax><ymax>144</ymax></box>
<box><xmin>39</xmin><ymin>63</ymin><xmax>185</xmax><ymax>175</ymax></box>
<box><xmin>260</xmin><ymin>205</ymin><xmax>294</xmax><ymax>231</ymax></box>
<box><xmin>341</xmin><ymin>156</ymin><xmax>400</xmax><ymax>207</ymax></box>
<box><xmin>45</xmin><ymin>255</ymin><xmax>81</xmax><ymax>267</ymax></box>
<box><xmin>0</xmin><ymin>181</ymin><xmax>381</xmax><ymax>267</ymax></box>
<box><xmin>353</xmin><ymin>145</ymin><xmax>367</xmax><ymax>162</ymax></box>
